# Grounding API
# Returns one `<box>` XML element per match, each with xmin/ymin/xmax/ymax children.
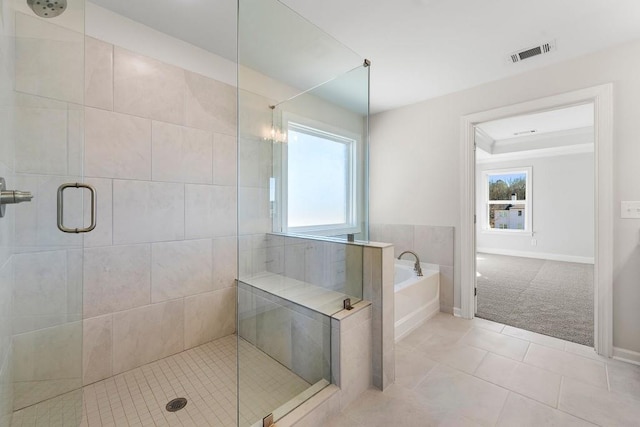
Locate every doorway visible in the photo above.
<box><xmin>473</xmin><ymin>105</ymin><xmax>595</xmax><ymax>345</ymax></box>
<box><xmin>459</xmin><ymin>85</ymin><xmax>614</xmax><ymax>356</ymax></box>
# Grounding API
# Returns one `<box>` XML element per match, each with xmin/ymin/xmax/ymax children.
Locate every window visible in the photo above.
<box><xmin>483</xmin><ymin>168</ymin><xmax>532</xmax><ymax>233</ymax></box>
<box><xmin>280</xmin><ymin>116</ymin><xmax>360</xmax><ymax>235</ymax></box>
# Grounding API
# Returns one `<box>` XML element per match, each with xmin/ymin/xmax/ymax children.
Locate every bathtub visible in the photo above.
<box><xmin>394</xmin><ymin>259</ymin><xmax>440</xmax><ymax>341</ymax></box>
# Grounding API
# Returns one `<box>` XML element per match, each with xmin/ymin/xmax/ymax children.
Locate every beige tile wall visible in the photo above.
<box><xmin>8</xmin><ymin>10</ymin><xmax>240</xmax><ymax>409</ymax></box>
<box><xmin>80</xmin><ymin>35</ymin><xmax>238</xmax><ymax>385</ymax></box>
<box><xmin>238</xmin><ymin>282</ymin><xmax>332</xmax><ymax>385</ymax></box>
<box><xmin>0</xmin><ymin>8</ymin><xmax>17</xmax><ymax>413</ymax></box>
<box><xmin>363</xmin><ymin>245</ymin><xmax>395</xmax><ymax>390</ymax></box>
<box><xmin>10</xmin><ymin>13</ymin><xmax>85</xmax><ymax>410</ymax></box>
<box><xmin>370</xmin><ymin>223</ymin><xmax>455</xmax><ymax>313</ymax></box>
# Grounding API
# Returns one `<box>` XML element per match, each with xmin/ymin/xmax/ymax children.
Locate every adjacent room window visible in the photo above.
<box><xmin>483</xmin><ymin>168</ymin><xmax>532</xmax><ymax>232</ymax></box>
<box><xmin>283</xmin><ymin>118</ymin><xmax>358</xmax><ymax>234</ymax></box>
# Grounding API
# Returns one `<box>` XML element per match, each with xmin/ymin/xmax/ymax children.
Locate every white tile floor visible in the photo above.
<box><xmin>11</xmin><ymin>315</ymin><xmax>640</xmax><ymax>426</ymax></box>
<box><xmin>327</xmin><ymin>314</ymin><xmax>640</xmax><ymax>427</ymax></box>
<box><xmin>11</xmin><ymin>335</ymin><xmax>310</xmax><ymax>427</ymax></box>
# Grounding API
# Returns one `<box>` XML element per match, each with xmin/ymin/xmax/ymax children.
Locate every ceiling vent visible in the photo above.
<box><xmin>508</xmin><ymin>40</ymin><xmax>556</xmax><ymax>64</ymax></box>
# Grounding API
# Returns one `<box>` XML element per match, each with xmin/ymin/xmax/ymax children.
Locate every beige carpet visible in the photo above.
<box><xmin>476</xmin><ymin>253</ymin><xmax>594</xmax><ymax>346</ymax></box>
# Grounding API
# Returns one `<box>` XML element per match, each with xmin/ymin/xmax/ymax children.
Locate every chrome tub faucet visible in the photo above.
<box><xmin>398</xmin><ymin>250</ymin><xmax>423</xmax><ymax>276</ymax></box>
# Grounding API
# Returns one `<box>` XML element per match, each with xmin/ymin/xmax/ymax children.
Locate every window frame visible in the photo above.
<box><xmin>481</xmin><ymin>167</ymin><xmax>533</xmax><ymax>234</ymax></box>
<box><xmin>279</xmin><ymin>113</ymin><xmax>362</xmax><ymax>236</ymax></box>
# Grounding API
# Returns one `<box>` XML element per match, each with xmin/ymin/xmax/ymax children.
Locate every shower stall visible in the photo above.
<box><xmin>0</xmin><ymin>0</ymin><xmax>370</xmax><ymax>425</ymax></box>
<box><xmin>237</xmin><ymin>0</ymin><xmax>370</xmax><ymax>423</ymax></box>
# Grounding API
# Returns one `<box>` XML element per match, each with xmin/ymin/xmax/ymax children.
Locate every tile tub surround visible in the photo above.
<box><xmin>81</xmin><ymin>35</ymin><xmax>239</xmax><ymax>385</ymax></box>
<box><xmin>323</xmin><ymin>313</ymin><xmax>640</xmax><ymax>427</ymax></box>
<box><xmin>370</xmin><ymin>224</ymin><xmax>454</xmax><ymax>314</ymax></box>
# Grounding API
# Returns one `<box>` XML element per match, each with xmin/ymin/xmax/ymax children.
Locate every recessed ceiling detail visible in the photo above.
<box><xmin>475</xmin><ymin>104</ymin><xmax>594</xmax><ymax>161</ymax></box>
<box><xmin>477</xmin><ymin>104</ymin><xmax>593</xmax><ymax>141</ymax></box>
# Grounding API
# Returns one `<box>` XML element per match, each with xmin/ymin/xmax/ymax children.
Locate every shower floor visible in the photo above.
<box><xmin>10</xmin><ymin>335</ymin><xmax>310</xmax><ymax>427</ymax></box>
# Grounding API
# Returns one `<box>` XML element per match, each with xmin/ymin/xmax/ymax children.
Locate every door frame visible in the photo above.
<box><xmin>459</xmin><ymin>84</ymin><xmax>614</xmax><ymax>357</ymax></box>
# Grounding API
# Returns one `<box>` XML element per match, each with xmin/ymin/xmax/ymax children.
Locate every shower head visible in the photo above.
<box><xmin>27</xmin><ymin>0</ymin><xmax>67</xmax><ymax>18</ymax></box>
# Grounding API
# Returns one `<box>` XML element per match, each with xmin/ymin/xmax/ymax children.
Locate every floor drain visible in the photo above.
<box><xmin>166</xmin><ymin>397</ymin><xmax>188</xmax><ymax>412</ymax></box>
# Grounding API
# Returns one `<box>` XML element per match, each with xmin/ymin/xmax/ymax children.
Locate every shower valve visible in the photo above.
<box><xmin>1</xmin><ymin>190</ymin><xmax>33</xmax><ymax>204</ymax></box>
<box><xmin>0</xmin><ymin>177</ymin><xmax>33</xmax><ymax>218</ymax></box>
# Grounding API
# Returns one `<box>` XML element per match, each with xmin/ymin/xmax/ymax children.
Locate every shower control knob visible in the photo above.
<box><xmin>0</xmin><ymin>177</ymin><xmax>33</xmax><ymax>218</ymax></box>
<box><xmin>1</xmin><ymin>190</ymin><xmax>33</xmax><ymax>204</ymax></box>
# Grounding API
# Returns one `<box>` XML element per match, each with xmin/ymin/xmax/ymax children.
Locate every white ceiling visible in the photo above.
<box><xmin>281</xmin><ymin>0</ymin><xmax>640</xmax><ymax>113</ymax></box>
<box><xmin>237</xmin><ymin>0</ymin><xmax>363</xmax><ymax>100</ymax></box>
<box><xmin>90</xmin><ymin>0</ymin><xmax>640</xmax><ymax>114</ymax></box>
<box><xmin>90</xmin><ymin>0</ymin><xmax>238</xmax><ymax>60</ymax></box>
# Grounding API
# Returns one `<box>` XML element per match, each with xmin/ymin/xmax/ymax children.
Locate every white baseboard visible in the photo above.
<box><xmin>453</xmin><ymin>307</ymin><xmax>462</xmax><ymax>317</ymax></box>
<box><xmin>477</xmin><ymin>247</ymin><xmax>594</xmax><ymax>264</ymax></box>
<box><xmin>613</xmin><ymin>347</ymin><xmax>640</xmax><ymax>366</ymax></box>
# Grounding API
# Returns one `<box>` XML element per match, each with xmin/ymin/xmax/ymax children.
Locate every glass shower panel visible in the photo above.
<box><xmin>271</xmin><ymin>64</ymin><xmax>370</xmax><ymax>242</ymax></box>
<box><xmin>237</xmin><ymin>281</ymin><xmax>332</xmax><ymax>426</ymax></box>
<box><xmin>238</xmin><ymin>0</ymin><xmax>369</xmax><ymax>425</ymax></box>
<box><xmin>0</xmin><ymin>0</ymin><xmax>86</xmax><ymax>425</ymax></box>
<box><xmin>238</xmin><ymin>0</ymin><xmax>362</xmax><ymax>98</ymax></box>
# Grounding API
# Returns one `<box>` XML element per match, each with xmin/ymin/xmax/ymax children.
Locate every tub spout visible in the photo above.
<box><xmin>398</xmin><ymin>250</ymin><xmax>423</xmax><ymax>276</ymax></box>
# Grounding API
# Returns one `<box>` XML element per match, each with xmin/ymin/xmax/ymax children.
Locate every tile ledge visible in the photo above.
<box><xmin>275</xmin><ymin>384</ymin><xmax>340</xmax><ymax>427</ymax></box>
<box><xmin>363</xmin><ymin>240</ymin><xmax>394</xmax><ymax>248</ymax></box>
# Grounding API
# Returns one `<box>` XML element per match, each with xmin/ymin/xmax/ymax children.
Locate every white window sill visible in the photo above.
<box><xmin>287</xmin><ymin>225</ymin><xmax>361</xmax><ymax>237</ymax></box>
<box><xmin>480</xmin><ymin>229</ymin><xmax>533</xmax><ymax>236</ymax></box>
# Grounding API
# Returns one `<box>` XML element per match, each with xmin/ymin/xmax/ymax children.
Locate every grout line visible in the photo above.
<box><xmin>110</xmin><ymin>43</ymin><xmax>114</xmax><ymax>113</ymax></box>
<box><xmin>457</xmin><ymin>327</ymin><xmax>473</xmax><ymax>344</ymax></box>
<box><xmin>605</xmin><ymin>363</ymin><xmax>611</xmax><ymax>392</ymax></box>
<box><xmin>110</xmin><ymin>178</ymin><xmax>114</xmax><ymax>246</ymax></box>
<box><xmin>556</xmin><ymin>375</ymin><xmax>564</xmax><ymax>409</ymax></box>
<box><xmin>183</xmin><ymin>182</ymin><xmax>186</xmax><ymax>240</ymax></box>
<box><xmin>522</xmin><ymin>341</ymin><xmax>532</xmax><ymax>362</ymax></box>
<box><xmin>494</xmin><ymin>390</ymin><xmax>511</xmax><ymax>426</ymax></box>
<box><xmin>471</xmin><ymin>350</ymin><xmax>490</xmax><ymax>376</ymax></box>
<box><xmin>555</xmin><ymin>379</ymin><xmax>601</xmax><ymax>426</ymax></box>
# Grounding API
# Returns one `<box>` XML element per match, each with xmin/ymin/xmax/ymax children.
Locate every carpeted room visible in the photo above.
<box><xmin>474</xmin><ymin>107</ymin><xmax>595</xmax><ymax>346</ymax></box>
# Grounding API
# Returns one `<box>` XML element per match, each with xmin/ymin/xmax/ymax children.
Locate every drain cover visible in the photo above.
<box><xmin>166</xmin><ymin>397</ymin><xmax>188</xmax><ymax>412</ymax></box>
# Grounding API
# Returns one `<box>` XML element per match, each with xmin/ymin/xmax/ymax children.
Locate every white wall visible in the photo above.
<box><xmin>476</xmin><ymin>152</ymin><xmax>595</xmax><ymax>263</ymax></box>
<box><xmin>370</xmin><ymin>38</ymin><xmax>640</xmax><ymax>354</ymax></box>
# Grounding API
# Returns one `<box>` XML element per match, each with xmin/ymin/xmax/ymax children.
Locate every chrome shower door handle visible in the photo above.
<box><xmin>57</xmin><ymin>183</ymin><xmax>97</xmax><ymax>233</ymax></box>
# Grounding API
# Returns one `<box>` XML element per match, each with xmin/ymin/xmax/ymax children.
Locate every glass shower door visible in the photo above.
<box><xmin>0</xmin><ymin>1</ymin><xmax>86</xmax><ymax>425</ymax></box>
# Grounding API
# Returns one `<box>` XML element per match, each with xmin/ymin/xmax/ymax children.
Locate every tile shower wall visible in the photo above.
<box><xmin>370</xmin><ymin>224</ymin><xmax>454</xmax><ymax>313</ymax></box>
<box><xmin>238</xmin><ymin>282</ymin><xmax>331</xmax><ymax>386</ymax></box>
<box><xmin>81</xmin><ymin>36</ymin><xmax>238</xmax><ymax>385</ymax></box>
<box><xmin>0</xmin><ymin>3</ymin><xmax>15</xmax><ymax>421</ymax></box>
<box><xmin>237</xmin><ymin>235</ymin><xmax>364</xmax><ymax>389</ymax></box>
<box><xmin>10</xmin><ymin>12</ymin><xmax>85</xmax><ymax>410</ymax></box>
<box><xmin>7</xmin><ymin>9</ymin><xmax>242</xmax><ymax>414</ymax></box>
<box><xmin>239</xmin><ymin>234</ymin><xmax>363</xmax><ymax>300</ymax></box>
